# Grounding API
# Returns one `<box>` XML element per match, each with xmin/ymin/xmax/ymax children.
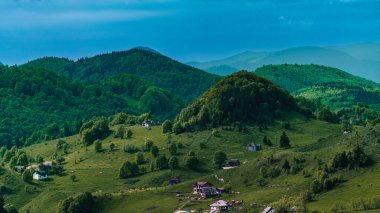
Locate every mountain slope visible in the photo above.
<box><xmin>255</xmin><ymin>64</ymin><xmax>380</xmax><ymax>110</ymax></box>
<box><xmin>25</xmin><ymin>48</ymin><xmax>221</xmax><ymax>101</ymax></box>
<box><xmin>174</xmin><ymin>71</ymin><xmax>298</xmax><ymax>132</ymax></box>
<box><xmin>189</xmin><ymin>43</ymin><xmax>380</xmax><ymax>82</ymax></box>
<box><xmin>0</xmin><ymin>65</ymin><xmax>183</xmax><ymax>148</ymax></box>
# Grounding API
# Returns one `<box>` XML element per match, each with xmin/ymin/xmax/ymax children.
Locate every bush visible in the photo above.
<box><xmin>213</xmin><ymin>151</ymin><xmax>227</xmax><ymax>168</ymax></box>
<box><xmin>162</xmin><ymin>120</ymin><xmax>173</xmax><ymax>133</ymax></box>
<box><xmin>155</xmin><ymin>156</ymin><xmax>168</xmax><ymax>170</ymax></box>
<box><xmin>80</xmin><ymin>117</ymin><xmax>110</xmax><ymax>146</ymax></box>
<box><xmin>94</xmin><ymin>140</ymin><xmax>102</xmax><ymax>152</ymax></box>
<box><xmin>151</xmin><ymin>145</ymin><xmax>159</xmax><ymax>157</ymax></box>
<box><xmin>168</xmin><ymin>143</ymin><xmax>177</xmax><ymax>156</ymax></box>
<box><xmin>124</xmin><ymin>144</ymin><xmax>139</xmax><ymax>153</ymax></box>
<box><xmin>144</xmin><ymin>139</ymin><xmax>154</xmax><ymax>151</ymax></box>
<box><xmin>184</xmin><ymin>156</ymin><xmax>199</xmax><ymax>170</ymax></box>
<box><xmin>135</xmin><ymin>152</ymin><xmax>144</xmax><ymax>165</ymax></box>
<box><xmin>168</xmin><ymin>156</ymin><xmax>179</xmax><ymax>170</ymax></box>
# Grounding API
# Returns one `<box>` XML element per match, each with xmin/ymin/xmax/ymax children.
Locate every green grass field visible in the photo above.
<box><xmin>2</xmin><ymin>118</ymin><xmax>380</xmax><ymax>213</ymax></box>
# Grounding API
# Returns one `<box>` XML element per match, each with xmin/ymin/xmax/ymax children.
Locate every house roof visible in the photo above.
<box><xmin>262</xmin><ymin>206</ymin><xmax>276</xmax><ymax>213</ymax></box>
<box><xmin>34</xmin><ymin>170</ymin><xmax>47</xmax><ymax>175</ymax></box>
<box><xmin>229</xmin><ymin>159</ymin><xmax>240</xmax><ymax>163</ymax></box>
<box><xmin>200</xmin><ymin>187</ymin><xmax>218</xmax><ymax>195</ymax></box>
<box><xmin>210</xmin><ymin>200</ymin><xmax>229</xmax><ymax>207</ymax></box>
<box><xmin>194</xmin><ymin>181</ymin><xmax>212</xmax><ymax>187</ymax></box>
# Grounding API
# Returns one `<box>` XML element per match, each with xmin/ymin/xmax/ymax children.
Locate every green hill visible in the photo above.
<box><xmin>0</xmin><ymin>65</ymin><xmax>183</xmax><ymax>148</ymax></box>
<box><xmin>1</xmin><ymin>113</ymin><xmax>379</xmax><ymax>212</ymax></box>
<box><xmin>174</xmin><ymin>71</ymin><xmax>299</xmax><ymax>133</ymax></box>
<box><xmin>24</xmin><ymin>48</ymin><xmax>221</xmax><ymax>101</ymax></box>
<box><xmin>255</xmin><ymin>64</ymin><xmax>380</xmax><ymax>110</ymax></box>
<box><xmin>189</xmin><ymin>43</ymin><xmax>380</xmax><ymax>82</ymax></box>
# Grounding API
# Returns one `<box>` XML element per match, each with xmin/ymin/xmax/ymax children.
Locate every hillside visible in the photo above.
<box><xmin>174</xmin><ymin>71</ymin><xmax>298</xmax><ymax>133</ymax></box>
<box><xmin>25</xmin><ymin>48</ymin><xmax>221</xmax><ymax>101</ymax></box>
<box><xmin>1</xmin><ymin>114</ymin><xmax>380</xmax><ymax>212</ymax></box>
<box><xmin>255</xmin><ymin>64</ymin><xmax>380</xmax><ymax>110</ymax></box>
<box><xmin>189</xmin><ymin>43</ymin><xmax>380</xmax><ymax>82</ymax></box>
<box><xmin>0</xmin><ymin>65</ymin><xmax>184</xmax><ymax>148</ymax></box>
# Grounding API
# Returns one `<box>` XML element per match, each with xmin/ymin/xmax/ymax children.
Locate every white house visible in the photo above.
<box><xmin>210</xmin><ymin>200</ymin><xmax>232</xmax><ymax>212</ymax></box>
<box><xmin>246</xmin><ymin>143</ymin><xmax>262</xmax><ymax>151</ymax></box>
<box><xmin>262</xmin><ymin>206</ymin><xmax>276</xmax><ymax>213</ymax></box>
<box><xmin>33</xmin><ymin>171</ymin><xmax>48</xmax><ymax>181</ymax></box>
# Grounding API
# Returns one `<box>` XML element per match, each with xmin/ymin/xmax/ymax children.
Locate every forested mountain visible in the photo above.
<box><xmin>25</xmin><ymin>48</ymin><xmax>221</xmax><ymax>101</ymax></box>
<box><xmin>173</xmin><ymin>71</ymin><xmax>298</xmax><ymax>133</ymax></box>
<box><xmin>255</xmin><ymin>64</ymin><xmax>380</xmax><ymax>110</ymax></box>
<box><xmin>0</xmin><ymin>64</ymin><xmax>184</xmax><ymax>148</ymax></box>
<box><xmin>189</xmin><ymin>43</ymin><xmax>380</xmax><ymax>82</ymax></box>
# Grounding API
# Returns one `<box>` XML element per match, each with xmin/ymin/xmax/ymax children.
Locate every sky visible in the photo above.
<box><xmin>0</xmin><ymin>0</ymin><xmax>379</xmax><ymax>65</ymax></box>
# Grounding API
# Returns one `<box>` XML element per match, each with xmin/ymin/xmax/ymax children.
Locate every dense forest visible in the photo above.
<box><xmin>255</xmin><ymin>64</ymin><xmax>380</xmax><ymax>110</ymax></box>
<box><xmin>174</xmin><ymin>71</ymin><xmax>299</xmax><ymax>133</ymax></box>
<box><xmin>24</xmin><ymin>48</ymin><xmax>221</xmax><ymax>101</ymax></box>
<box><xmin>0</xmin><ymin>64</ymin><xmax>183</xmax><ymax>148</ymax></box>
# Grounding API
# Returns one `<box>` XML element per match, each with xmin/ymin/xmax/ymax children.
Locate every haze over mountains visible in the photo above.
<box><xmin>188</xmin><ymin>42</ymin><xmax>380</xmax><ymax>82</ymax></box>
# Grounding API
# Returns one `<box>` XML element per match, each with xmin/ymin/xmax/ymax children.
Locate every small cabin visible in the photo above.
<box><xmin>33</xmin><ymin>171</ymin><xmax>48</xmax><ymax>181</ymax></box>
<box><xmin>210</xmin><ymin>200</ymin><xmax>232</xmax><ymax>212</ymax></box>
<box><xmin>193</xmin><ymin>181</ymin><xmax>213</xmax><ymax>194</ymax></box>
<box><xmin>169</xmin><ymin>177</ymin><xmax>181</xmax><ymax>185</ymax></box>
<box><xmin>14</xmin><ymin>166</ymin><xmax>25</xmax><ymax>172</ymax></box>
<box><xmin>262</xmin><ymin>206</ymin><xmax>277</xmax><ymax>213</ymax></box>
<box><xmin>246</xmin><ymin>143</ymin><xmax>261</xmax><ymax>151</ymax></box>
<box><xmin>228</xmin><ymin>159</ymin><xmax>240</xmax><ymax>167</ymax></box>
<box><xmin>43</xmin><ymin>161</ymin><xmax>53</xmax><ymax>167</ymax></box>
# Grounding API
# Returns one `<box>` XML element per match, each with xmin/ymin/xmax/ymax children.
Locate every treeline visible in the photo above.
<box><xmin>0</xmin><ymin>64</ymin><xmax>184</xmax><ymax>148</ymax></box>
<box><xmin>255</xmin><ymin>64</ymin><xmax>380</xmax><ymax>111</ymax></box>
<box><xmin>24</xmin><ymin>48</ymin><xmax>221</xmax><ymax>101</ymax></box>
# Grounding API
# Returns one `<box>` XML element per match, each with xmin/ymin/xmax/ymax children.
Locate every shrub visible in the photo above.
<box><xmin>124</xmin><ymin>144</ymin><xmax>139</xmax><ymax>153</ymax></box>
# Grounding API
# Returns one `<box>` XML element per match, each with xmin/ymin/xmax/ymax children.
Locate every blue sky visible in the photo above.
<box><xmin>0</xmin><ymin>0</ymin><xmax>379</xmax><ymax>64</ymax></box>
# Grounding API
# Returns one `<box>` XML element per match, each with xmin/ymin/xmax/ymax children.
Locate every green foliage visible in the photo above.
<box><xmin>135</xmin><ymin>152</ymin><xmax>145</xmax><ymax>165</ymax></box>
<box><xmin>263</xmin><ymin>135</ymin><xmax>272</xmax><ymax>146</ymax></box>
<box><xmin>123</xmin><ymin>144</ymin><xmax>139</xmax><ymax>153</ymax></box>
<box><xmin>168</xmin><ymin>156</ymin><xmax>179</xmax><ymax>170</ymax></box>
<box><xmin>144</xmin><ymin>139</ymin><xmax>154</xmax><ymax>151</ymax></box>
<box><xmin>126</xmin><ymin>129</ymin><xmax>133</xmax><ymax>139</ymax></box>
<box><xmin>22</xmin><ymin>170</ymin><xmax>33</xmax><ymax>183</ymax></box>
<box><xmin>94</xmin><ymin>140</ymin><xmax>102</xmax><ymax>152</ymax></box>
<box><xmin>168</xmin><ymin>143</ymin><xmax>177</xmax><ymax>156</ymax></box>
<box><xmin>162</xmin><ymin>120</ymin><xmax>173</xmax><ymax>134</ymax></box>
<box><xmin>56</xmin><ymin>140</ymin><xmax>67</xmax><ymax>151</ymax></box>
<box><xmin>151</xmin><ymin>145</ymin><xmax>159</xmax><ymax>157</ymax></box>
<box><xmin>155</xmin><ymin>155</ymin><xmax>168</xmax><ymax>170</ymax></box>
<box><xmin>256</xmin><ymin>64</ymin><xmax>380</xmax><ymax>110</ymax></box>
<box><xmin>331</xmin><ymin>145</ymin><xmax>371</xmax><ymax>169</ymax></box>
<box><xmin>280</xmin><ymin>131</ymin><xmax>291</xmax><ymax>148</ymax></box>
<box><xmin>16</xmin><ymin>154</ymin><xmax>28</xmax><ymax>166</ymax></box>
<box><xmin>317</xmin><ymin>108</ymin><xmax>338</xmax><ymax>123</ymax></box>
<box><xmin>109</xmin><ymin>142</ymin><xmax>116</xmax><ymax>151</ymax></box>
<box><xmin>213</xmin><ymin>151</ymin><xmax>227</xmax><ymax>168</ymax></box>
<box><xmin>184</xmin><ymin>156</ymin><xmax>199</xmax><ymax>170</ymax></box>
<box><xmin>114</xmin><ymin>126</ymin><xmax>126</xmax><ymax>139</ymax></box>
<box><xmin>58</xmin><ymin>192</ymin><xmax>94</xmax><ymax>213</ymax></box>
<box><xmin>79</xmin><ymin>117</ymin><xmax>110</xmax><ymax>146</ymax></box>
<box><xmin>119</xmin><ymin>161</ymin><xmax>139</xmax><ymax>178</ymax></box>
<box><xmin>174</xmin><ymin>71</ymin><xmax>298</xmax><ymax>133</ymax></box>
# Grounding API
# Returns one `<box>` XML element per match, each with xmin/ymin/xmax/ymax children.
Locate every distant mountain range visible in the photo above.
<box><xmin>188</xmin><ymin>42</ymin><xmax>380</xmax><ymax>82</ymax></box>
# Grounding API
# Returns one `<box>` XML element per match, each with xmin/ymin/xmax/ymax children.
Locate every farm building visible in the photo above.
<box><xmin>193</xmin><ymin>182</ymin><xmax>213</xmax><ymax>194</ymax></box>
<box><xmin>210</xmin><ymin>200</ymin><xmax>232</xmax><ymax>212</ymax></box>
<box><xmin>246</xmin><ymin>143</ymin><xmax>261</xmax><ymax>151</ymax></box>
<box><xmin>169</xmin><ymin>177</ymin><xmax>181</xmax><ymax>185</ymax></box>
<box><xmin>228</xmin><ymin>159</ymin><xmax>240</xmax><ymax>167</ymax></box>
<box><xmin>262</xmin><ymin>206</ymin><xmax>276</xmax><ymax>213</ymax></box>
<box><xmin>33</xmin><ymin>170</ymin><xmax>48</xmax><ymax>181</ymax></box>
